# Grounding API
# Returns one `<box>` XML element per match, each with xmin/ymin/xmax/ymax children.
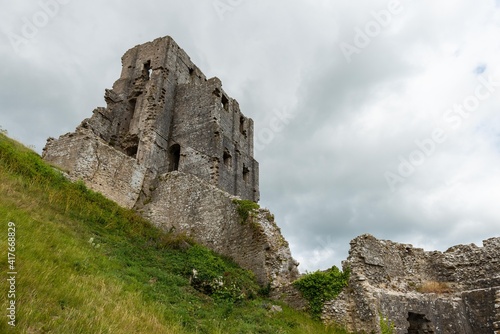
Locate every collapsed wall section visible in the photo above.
<box><xmin>322</xmin><ymin>234</ymin><xmax>500</xmax><ymax>334</ymax></box>
<box><xmin>43</xmin><ymin>126</ymin><xmax>146</xmax><ymax>209</ymax></box>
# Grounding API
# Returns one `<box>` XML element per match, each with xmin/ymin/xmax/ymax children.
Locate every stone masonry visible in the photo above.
<box><xmin>322</xmin><ymin>234</ymin><xmax>500</xmax><ymax>334</ymax></box>
<box><xmin>44</xmin><ymin>36</ymin><xmax>258</xmax><ymax>205</ymax></box>
<box><xmin>42</xmin><ymin>36</ymin><xmax>299</xmax><ymax>289</ymax></box>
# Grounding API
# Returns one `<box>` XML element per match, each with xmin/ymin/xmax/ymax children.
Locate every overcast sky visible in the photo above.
<box><xmin>1</xmin><ymin>0</ymin><xmax>500</xmax><ymax>272</ymax></box>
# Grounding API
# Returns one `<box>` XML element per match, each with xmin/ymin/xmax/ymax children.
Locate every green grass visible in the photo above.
<box><xmin>0</xmin><ymin>133</ymin><xmax>350</xmax><ymax>333</ymax></box>
<box><xmin>380</xmin><ymin>314</ymin><xmax>396</xmax><ymax>334</ymax></box>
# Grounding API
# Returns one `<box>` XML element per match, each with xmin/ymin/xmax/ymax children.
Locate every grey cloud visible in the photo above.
<box><xmin>1</xmin><ymin>0</ymin><xmax>499</xmax><ymax>272</ymax></box>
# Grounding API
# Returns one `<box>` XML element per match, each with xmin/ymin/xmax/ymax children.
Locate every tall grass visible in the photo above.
<box><xmin>0</xmin><ymin>133</ymin><xmax>349</xmax><ymax>333</ymax></box>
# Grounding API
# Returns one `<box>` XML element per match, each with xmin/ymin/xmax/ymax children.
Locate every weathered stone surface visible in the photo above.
<box><xmin>42</xmin><ymin>36</ymin><xmax>299</xmax><ymax>289</ymax></box>
<box><xmin>322</xmin><ymin>234</ymin><xmax>500</xmax><ymax>333</ymax></box>
<box><xmin>44</xmin><ymin>36</ymin><xmax>258</xmax><ymax>204</ymax></box>
<box><xmin>142</xmin><ymin>171</ymin><xmax>299</xmax><ymax>287</ymax></box>
<box><xmin>44</xmin><ymin>126</ymin><xmax>147</xmax><ymax>208</ymax></box>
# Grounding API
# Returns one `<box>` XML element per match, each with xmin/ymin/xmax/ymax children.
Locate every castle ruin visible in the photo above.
<box><xmin>45</xmin><ymin>36</ymin><xmax>258</xmax><ymax>205</ymax></box>
<box><xmin>43</xmin><ymin>36</ymin><xmax>298</xmax><ymax>289</ymax></box>
<box><xmin>42</xmin><ymin>36</ymin><xmax>500</xmax><ymax>333</ymax></box>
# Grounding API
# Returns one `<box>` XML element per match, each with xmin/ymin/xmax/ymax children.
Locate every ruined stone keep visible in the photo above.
<box><xmin>43</xmin><ymin>36</ymin><xmax>298</xmax><ymax>289</ymax></box>
<box><xmin>46</xmin><ymin>36</ymin><xmax>258</xmax><ymax>204</ymax></box>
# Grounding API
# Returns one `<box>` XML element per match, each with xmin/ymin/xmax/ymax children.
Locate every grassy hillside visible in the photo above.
<box><xmin>0</xmin><ymin>133</ymin><xmax>349</xmax><ymax>334</ymax></box>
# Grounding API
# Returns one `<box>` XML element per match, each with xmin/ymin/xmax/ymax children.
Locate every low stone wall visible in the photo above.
<box><xmin>43</xmin><ymin>126</ymin><xmax>146</xmax><ymax>209</ymax></box>
<box><xmin>322</xmin><ymin>234</ymin><xmax>500</xmax><ymax>334</ymax></box>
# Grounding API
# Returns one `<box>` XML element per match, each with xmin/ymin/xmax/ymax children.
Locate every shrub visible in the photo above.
<box><xmin>233</xmin><ymin>199</ymin><xmax>259</xmax><ymax>223</ymax></box>
<box><xmin>293</xmin><ymin>266</ymin><xmax>350</xmax><ymax>319</ymax></box>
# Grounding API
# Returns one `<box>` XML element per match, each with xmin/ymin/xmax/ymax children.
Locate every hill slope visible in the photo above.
<box><xmin>0</xmin><ymin>133</ymin><xmax>348</xmax><ymax>333</ymax></box>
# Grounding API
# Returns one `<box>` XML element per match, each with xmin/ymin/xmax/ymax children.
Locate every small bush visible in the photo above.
<box><xmin>417</xmin><ymin>281</ymin><xmax>452</xmax><ymax>294</ymax></box>
<box><xmin>293</xmin><ymin>266</ymin><xmax>350</xmax><ymax>319</ymax></box>
<box><xmin>233</xmin><ymin>199</ymin><xmax>259</xmax><ymax>223</ymax></box>
<box><xmin>258</xmin><ymin>283</ymin><xmax>272</xmax><ymax>297</ymax></box>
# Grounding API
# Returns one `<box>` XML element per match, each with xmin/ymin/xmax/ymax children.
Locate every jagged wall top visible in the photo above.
<box><xmin>322</xmin><ymin>234</ymin><xmax>500</xmax><ymax>333</ymax></box>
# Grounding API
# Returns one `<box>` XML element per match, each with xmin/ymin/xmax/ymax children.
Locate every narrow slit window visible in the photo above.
<box><xmin>143</xmin><ymin>60</ymin><xmax>152</xmax><ymax>80</ymax></box>
<box><xmin>221</xmin><ymin>95</ymin><xmax>229</xmax><ymax>111</ymax></box>
<box><xmin>243</xmin><ymin>165</ymin><xmax>250</xmax><ymax>183</ymax></box>
<box><xmin>223</xmin><ymin>149</ymin><xmax>232</xmax><ymax>168</ymax></box>
<box><xmin>168</xmin><ymin>144</ymin><xmax>181</xmax><ymax>172</ymax></box>
<box><xmin>239</xmin><ymin>116</ymin><xmax>246</xmax><ymax>136</ymax></box>
<box><xmin>129</xmin><ymin>98</ymin><xmax>137</xmax><ymax>113</ymax></box>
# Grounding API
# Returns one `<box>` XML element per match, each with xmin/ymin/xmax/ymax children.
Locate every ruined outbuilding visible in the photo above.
<box><xmin>322</xmin><ymin>234</ymin><xmax>500</xmax><ymax>334</ymax></box>
<box><xmin>45</xmin><ymin>36</ymin><xmax>258</xmax><ymax>205</ymax></box>
<box><xmin>43</xmin><ymin>36</ymin><xmax>298</xmax><ymax>288</ymax></box>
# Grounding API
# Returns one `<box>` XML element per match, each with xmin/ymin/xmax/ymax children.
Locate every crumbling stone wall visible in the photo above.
<box><xmin>171</xmin><ymin>77</ymin><xmax>258</xmax><ymax>201</ymax></box>
<box><xmin>42</xmin><ymin>36</ymin><xmax>300</xmax><ymax>289</ymax></box>
<box><xmin>44</xmin><ymin>126</ymin><xmax>146</xmax><ymax>208</ymax></box>
<box><xmin>322</xmin><ymin>234</ymin><xmax>500</xmax><ymax>334</ymax></box>
<box><xmin>142</xmin><ymin>171</ymin><xmax>299</xmax><ymax>287</ymax></box>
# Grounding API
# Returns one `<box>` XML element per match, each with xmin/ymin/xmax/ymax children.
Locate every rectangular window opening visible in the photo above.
<box><xmin>239</xmin><ymin>116</ymin><xmax>247</xmax><ymax>136</ymax></box>
<box><xmin>221</xmin><ymin>95</ymin><xmax>229</xmax><ymax>111</ymax></box>
<box><xmin>243</xmin><ymin>165</ymin><xmax>250</xmax><ymax>183</ymax></box>
<box><xmin>143</xmin><ymin>60</ymin><xmax>152</xmax><ymax>80</ymax></box>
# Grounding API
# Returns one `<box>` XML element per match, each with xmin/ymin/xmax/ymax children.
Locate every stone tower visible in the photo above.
<box><xmin>45</xmin><ymin>36</ymin><xmax>259</xmax><ymax>204</ymax></box>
